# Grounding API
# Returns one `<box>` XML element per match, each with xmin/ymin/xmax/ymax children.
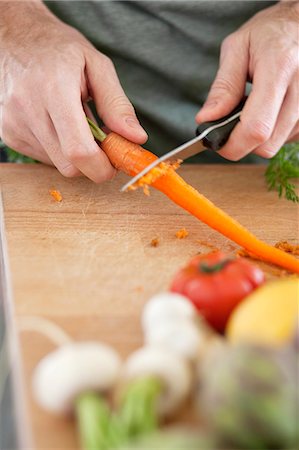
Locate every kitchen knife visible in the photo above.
<box><xmin>120</xmin><ymin>98</ymin><xmax>246</xmax><ymax>192</ymax></box>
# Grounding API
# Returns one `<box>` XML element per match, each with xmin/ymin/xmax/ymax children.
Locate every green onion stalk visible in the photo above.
<box><xmin>74</xmin><ymin>377</ymin><xmax>162</xmax><ymax>450</ymax></box>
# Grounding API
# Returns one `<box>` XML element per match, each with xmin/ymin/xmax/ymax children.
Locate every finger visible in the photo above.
<box><xmin>33</xmin><ymin>111</ymin><xmax>83</xmax><ymax>176</ymax></box>
<box><xmin>217</xmin><ymin>56</ymin><xmax>292</xmax><ymax>161</ymax></box>
<box><xmin>1</xmin><ymin>112</ymin><xmax>52</xmax><ymax>165</ymax></box>
<box><xmin>286</xmin><ymin>117</ymin><xmax>299</xmax><ymax>142</ymax></box>
<box><xmin>86</xmin><ymin>52</ymin><xmax>148</xmax><ymax>144</ymax></box>
<box><xmin>196</xmin><ymin>32</ymin><xmax>248</xmax><ymax>123</ymax></box>
<box><xmin>48</xmin><ymin>87</ymin><xmax>116</xmax><ymax>183</ymax></box>
<box><xmin>3</xmin><ymin>96</ymin><xmax>81</xmax><ymax>173</ymax></box>
<box><xmin>253</xmin><ymin>83</ymin><xmax>298</xmax><ymax>158</ymax></box>
<box><xmin>2</xmin><ymin>132</ymin><xmax>52</xmax><ymax>165</ymax></box>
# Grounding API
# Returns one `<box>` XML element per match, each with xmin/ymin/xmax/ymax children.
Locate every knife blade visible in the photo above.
<box><xmin>120</xmin><ymin>98</ymin><xmax>246</xmax><ymax>192</ymax></box>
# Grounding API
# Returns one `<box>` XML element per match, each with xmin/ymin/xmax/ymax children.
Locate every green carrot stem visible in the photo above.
<box><xmin>75</xmin><ymin>392</ymin><xmax>111</xmax><ymax>450</ymax></box>
<box><xmin>87</xmin><ymin>118</ymin><xmax>107</xmax><ymax>142</ymax></box>
<box><xmin>118</xmin><ymin>376</ymin><xmax>162</xmax><ymax>440</ymax></box>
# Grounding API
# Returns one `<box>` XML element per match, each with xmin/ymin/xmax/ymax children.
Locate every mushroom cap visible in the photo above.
<box><xmin>142</xmin><ymin>292</ymin><xmax>197</xmax><ymax>333</ymax></box>
<box><xmin>123</xmin><ymin>346</ymin><xmax>192</xmax><ymax>416</ymax></box>
<box><xmin>32</xmin><ymin>341</ymin><xmax>121</xmax><ymax>414</ymax></box>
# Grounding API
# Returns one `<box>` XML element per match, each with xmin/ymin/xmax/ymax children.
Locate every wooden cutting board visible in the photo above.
<box><xmin>0</xmin><ymin>163</ymin><xmax>298</xmax><ymax>449</ymax></box>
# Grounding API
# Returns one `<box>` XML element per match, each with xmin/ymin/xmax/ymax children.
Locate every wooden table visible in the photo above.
<box><xmin>0</xmin><ymin>163</ymin><xmax>298</xmax><ymax>449</ymax></box>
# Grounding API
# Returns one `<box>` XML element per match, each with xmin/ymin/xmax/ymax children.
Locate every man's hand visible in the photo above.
<box><xmin>0</xmin><ymin>1</ymin><xmax>147</xmax><ymax>182</ymax></box>
<box><xmin>196</xmin><ymin>1</ymin><xmax>299</xmax><ymax>160</ymax></box>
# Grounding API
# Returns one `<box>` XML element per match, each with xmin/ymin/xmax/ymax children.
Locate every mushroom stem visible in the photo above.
<box><xmin>119</xmin><ymin>376</ymin><xmax>162</xmax><ymax>439</ymax></box>
<box><xmin>75</xmin><ymin>392</ymin><xmax>111</xmax><ymax>450</ymax></box>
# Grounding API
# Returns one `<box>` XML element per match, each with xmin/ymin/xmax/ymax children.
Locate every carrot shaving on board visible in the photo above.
<box><xmin>49</xmin><ymin>189</ymin><xmax>62</xmax><ymax>202</ymax></box>
<box><xmin>88</xmin><ymin>120</ymin><xmax>299</xmax><ymax>274</ymax></box>
<box><xmin>274</xmin><ymin>241</ymin><xmax>299</xmax><ymax>256</ymax></box>
<box><xmin>175</xmin><ymin>228</ymin><xmax>189</xmax><ymax>239</ymax></box>
<box><xmin>150</xmin><ymin>237</ymin><xmax>160</xmax><ymax>247</ymax></box>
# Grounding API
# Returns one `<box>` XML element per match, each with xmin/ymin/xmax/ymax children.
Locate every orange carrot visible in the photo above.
<box><xmin>88</xmin><ymin>121</ymin><xmax>299</xmax><ymax>274</ymax></box>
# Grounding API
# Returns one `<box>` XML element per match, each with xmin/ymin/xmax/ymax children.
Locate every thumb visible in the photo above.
<box><xmin>196</xmin><ymin>33</ymin><xmax>248</xmax><ymax>124</ymax></box>
<box><xmin>87</xmin><ymin>52</ymin><xmax>148</xmax><ymax>144</ymax></box>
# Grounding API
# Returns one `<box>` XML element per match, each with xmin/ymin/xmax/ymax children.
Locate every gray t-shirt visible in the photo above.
<box><xmin>45</xmin><ymin>0</ymin><xmax>276</xmax><ymax>162</ymax></box>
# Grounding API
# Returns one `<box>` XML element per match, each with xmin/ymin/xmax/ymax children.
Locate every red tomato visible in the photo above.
<box><xmin>170</xmin><ymin>251</ymin><xmax>265</xmax><ymax>332</ymax></box>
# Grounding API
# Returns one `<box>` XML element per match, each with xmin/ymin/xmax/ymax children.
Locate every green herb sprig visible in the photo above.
<box><xmin>265</xmin><ymin>143</ymin><xmax>299</xmax><ymax>203</ymax></box>
<box><xmin>5</xmin><ymin>147</ymin><xmax>37</xmax><ymax>163</ymax></box>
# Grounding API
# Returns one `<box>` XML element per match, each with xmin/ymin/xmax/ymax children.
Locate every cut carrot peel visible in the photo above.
<box><xmin>88</xmin><ymin>122</ymin><xmax>299</xmax><ymax>274</ymax></box>
<box><xmin>126</xmin><ymin>160</ymin><xmax>181</xmax><ymax>196</ymax></box>
<box><xmin>49</xmin><ymin>189</ymin><xmax>62</xmax><ymax>202</ymax></box>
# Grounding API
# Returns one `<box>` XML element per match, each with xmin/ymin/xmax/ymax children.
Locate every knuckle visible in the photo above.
<box><xmin>98</xmin><ymin>53</ymin><xmax>114</xmax><ymax>71</ymax></box>
<box><xmin>211</xmin><ymin>76</ymin><xmax>236</xmax><ymax>96</ymax></box>
<box><xmin>105</xmin><ymin>94</ymin><xmax>134</xmax><ymax>113</ymax></box>
<box><xmin>221</xmin><ymin>33</ymin><xmax>237</xmax><ymax>52</ymax></box>
<box><xmin>218</xmin><ymin>148</ymin><xmax>242</xmax><ymax>162</ymax></box>
<box><xmin>94</xmin><ymin>167</ymin><xmax>116</xmax><ymax>184</ymax></box>
<box><xmin>246</xmin><ymin>119</ymin><xmax>272</xmax><ymax>144</ymax></box>
<box><xmin>58</xmin><ymin>163</ymin><xmax>80</xmax><ymax>178</ymax></box>
<box><xmin>64</xmin><ymin>143</ymin><xmax>89</xmax><ymax>163</ymax></box>
<box><xmin>1</xmin><ymin>128</ymin><xmax>17</xmax><ymax>149</ymax></box>
<box><xmin>255</xmin><ymin>142</ymin><xmax>278</xmax><ymax>159</ymax></box>
<box><xmin>226</xmin><ymin>152</ymin><xmax>242</xmax><ymax>162</ymax></box>
<box><xmin>276</xmin><ymin>52</ymin><xmax>297</xmax><ymax>80</ymax></box>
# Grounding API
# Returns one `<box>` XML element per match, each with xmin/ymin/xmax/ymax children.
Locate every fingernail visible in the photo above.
<box><xmin>125</xmin><ymin>117</ymin><xmax>148</xmax><ymax>140</ymax></box>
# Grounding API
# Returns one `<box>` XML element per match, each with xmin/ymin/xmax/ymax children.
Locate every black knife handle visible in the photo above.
<box><xmin>196</xmin><ymin>97</ymin><xmax>247</xmax><ymax>152</ymax></box>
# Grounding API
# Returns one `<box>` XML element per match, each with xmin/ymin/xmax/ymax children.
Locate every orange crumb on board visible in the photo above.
<box><xmin>275</xmin><ymin>241</ymin><xmax>299</xmax><ymax>256</ymax></box>
<box><xmin>150</xmin><ymin>237</ymin><xmax>160</xmax><ymax>247</ymax></box>
<box><xmin>196</xmin><ymin>240</ymin><xmax>219</xmax><ymax>251</ymax></box>
<box><xmin>175</xmin><ymin>228</ymin><xmax>189</xmax><ymax>239</ymax></box>
<box><xmin>49</xmin><ymin>189</ymin><xmax>62</xmax><ymax>202</ymax></box>
<box><xmin>127</xmin><ymin>160</ymin><xmax>181</xmax><ymax>195</ymax></box>
<box><xmin>236</xmin><ymin>248</ymin><xmax>255</xmax><ymax>258</ymax></box>
<box><xmin>134</xmin><ymin>285</ymin><xmax>144</xmax><ymax>293</ymax></box>
<box><xmin>238</xmin><ymin>241</ymin><xmax>299</xmax><ymax>259</ymax></box>
<box><xmin>236</xmin><ymin>247</ymin><xmax>290</xmax><ymax>278</ymax></box>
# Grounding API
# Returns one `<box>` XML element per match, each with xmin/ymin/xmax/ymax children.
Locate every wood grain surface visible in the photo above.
<box><xmin>0</xmin><ymin>163</ymin><xmax>298</xmax><ymax>449</ymax></box>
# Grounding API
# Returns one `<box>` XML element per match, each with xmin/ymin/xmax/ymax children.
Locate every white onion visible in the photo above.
<box><xmin>32</xmin><ymin>341</ymin><xmax>121</xmax><ymax>415</ymax></box>
<box><xmin>145</xmin><ymin>319</ymin><xmax>204</xmax><ymax>361</ymax></box>
<box><xmin>123</xmin><ymin>346</ymin><xmax>192</xmax><ymax>416</ymax></box>
<box><xmin>142</xmin><ymin>292</ymin><xmax>197</xmax><ymax>333</ymax></box>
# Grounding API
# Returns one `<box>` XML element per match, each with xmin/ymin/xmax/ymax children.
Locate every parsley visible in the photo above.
<box><xmin>5</xmin><ymin>147</ymin><xmax>37</xmax><ymax>163</ymax></box>
<box><xmin>265</xmin><ymin>143</ymin><xmax>299</xmax><ymax>203</ymax></box>
<box><xmin>0</xmin><ymin>139</ymin><xmax>37</xmax><ymax>163</ymax></box>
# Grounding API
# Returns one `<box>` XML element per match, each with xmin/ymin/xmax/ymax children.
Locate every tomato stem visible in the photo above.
<box><xmin>200</xmin><ymin>259</ymin><xmax>232</xmax><ymax>273</ymax></box>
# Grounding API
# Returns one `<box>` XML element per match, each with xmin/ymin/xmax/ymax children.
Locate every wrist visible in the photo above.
<box><xmin>279</xmin><ymin>0</ymin><xmax>299</xmax><ymax>18</ymax></box>
<box><xmin>0</xmin><ymin>0</ymin><xmax>58</xmax><ymax>45</ymax></box>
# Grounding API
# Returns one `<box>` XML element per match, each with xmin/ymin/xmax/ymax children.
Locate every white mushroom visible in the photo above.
<box><xmin>123</xmin><ymin>346</ymin><xmax>192</xmax><ymax>417</ymax></box>
<box><xmin>32</xmin><ymin>341</ymin><xmax>121</xmax><ymax>415</ymax></box>
<box><xmin>142</xmin><ymin>292</ymin><xmax>197</xmax><ymax>333</ymax></box>
<box><xmin>144</xmin><ymin>319</ymin><xmax>204</xmax><ymax>361</ymax></box>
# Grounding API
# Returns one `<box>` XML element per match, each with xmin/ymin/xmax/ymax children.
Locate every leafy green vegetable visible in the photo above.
<box><xmin>0</xmin><ymin>139</ymin><xmax>37</xmax><ymax>163</ymax></box>
<box><xmin>265</xmin><ymin>143</ymin><xmax>299</xmax><ymax>203</ymax></box>
<box><xmin>5</xmin><ymin>147</ymin><xmax>37</xmax><ymax>164</ymax></box>
<box><xmin>118</xmin><ymin>376</ymin><xmax>162</xmax><ymax>440</ymax></box>
<box><xmin>76</xmin><ymin>393</ymin><xmax>111</xmax><ymax>450</ymax></box>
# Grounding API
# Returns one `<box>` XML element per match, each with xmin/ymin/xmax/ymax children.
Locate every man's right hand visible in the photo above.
<box><xmin>0</xmin><ymin>1</ymin><xmax>147</xmax><ymax>182</ymax></box>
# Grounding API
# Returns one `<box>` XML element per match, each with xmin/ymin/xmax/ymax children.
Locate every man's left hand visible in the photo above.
<box><xmin>196</xmin><ymin>1</ymin><xmax>299</xmax><ymax>160</ymax></box>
